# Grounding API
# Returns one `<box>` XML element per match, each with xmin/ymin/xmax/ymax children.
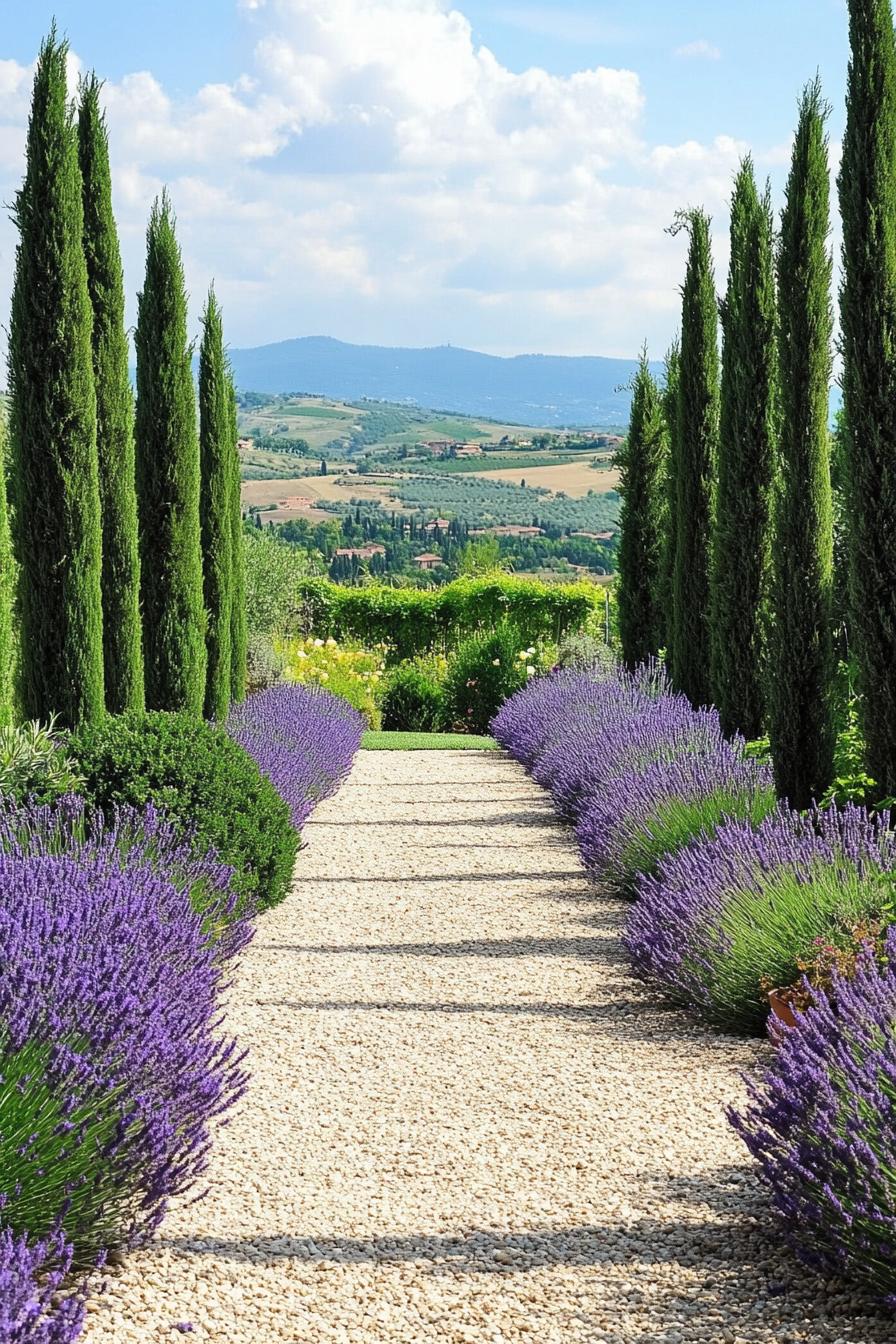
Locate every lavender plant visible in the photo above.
<box><xmin>729</xmin><ymin>930</ymin><xmax>896</xmax><ymax>1300</ymax></box>
<box><xmin>0</xmin><ymin>802</ymin><xmax>250</xmax><ymax>1258</ymax></box>
<box><xmin>576</xmin><ymin>749</ymin><xmax>777</xmax><ymax>893</ymax></box>
<box><xmin>0</xmin><ymin>1229</ymin><xmax>84</xmax><ymax>1344</ymax></box>
<box><xmin>626</xmin><ymin>804</ymin><xmax>896</xmax><ymax>1032</ymax></box>
<box><xmin>227</xmin><ymin>683</ymin><xmax>364</xmax><ymax>831</ymax></box>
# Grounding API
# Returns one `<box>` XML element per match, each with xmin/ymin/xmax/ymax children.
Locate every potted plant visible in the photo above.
<box><xmin>762</xmin><ymin>919</ymin><xmax>887</xmax><ymax>1042</ymax></box>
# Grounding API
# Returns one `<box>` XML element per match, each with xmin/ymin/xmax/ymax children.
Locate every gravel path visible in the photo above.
<box><xmin>86</xmin><ymin>749</ymin><xmax>893</xmax><ymax>1343</ymax></box>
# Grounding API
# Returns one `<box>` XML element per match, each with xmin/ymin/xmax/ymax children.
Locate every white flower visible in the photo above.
<box><xmin>526</xmin><ymin>665</ymin><xmax>536</xmax><ymax>677</ymax></box>
<box><xmin>326</xmin><ymin>637</ymin><xmax>337</xmax><ymax>647</ymax></box>
<box><xmin>296</xmin><ymin>649</ymin><xmax>308</xmax><ymax>659</ymax></box>
<box><xmin>313</xmin><ymin>638</ymin><xmax>325</xmax><ymax>648</ymax></box>
<box><xmin>527</xmin><ymin>647</ymin><xmax>536</xmax><ymax>656</ymax></box>
<box><xmin>318</xmin><ymin>671</ymin><xmax>330</xmax><ymax>681</ymax></box>
<box><xmin>492</xmin><ymin>658</ymin><xmax>501</xmax><ymax>666</ymax></box>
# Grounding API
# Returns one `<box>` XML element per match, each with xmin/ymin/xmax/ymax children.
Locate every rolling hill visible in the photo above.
<box><xmin>228</xmin><ymin>336</ymin><xmax>655</xmax><ymax>428</ymax></box>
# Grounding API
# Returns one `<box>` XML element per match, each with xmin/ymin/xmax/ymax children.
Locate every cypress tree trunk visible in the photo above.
<box><xmin>710</xmin><ymin>159</ymin><xmax>777</xmax><ymax>740</ymax></box>
<box><xmin>0</xmin><ymin>414</ymin><xmax>15</xmax><ymax>726</ymax></box>
<box><xmin>78</xmin><ymin>73</ymin><xmax>144</xmax><ymax>714</ymax></box>
<box><xmin>839</xmin><ymin>0</ymin><xmax>896</xmax><ymax>797</ymax></box>
<box><xmin>7</xmin><ymin>29</ymin><xmax>105</xmax><ymax>726</ymax></box>
<box><xmin>617</xmin><ymin>347</ymin><xmax>668</xmax><ymax>667</ymax></box>
<box><xmin>660</xmin><ymin>339</ymin><xmax>680</xmax><ymax>659</ymax></box>
<box><xmin>769</xmin><ymin>80</ymin><xmax>835</xmax><ymax>809</ymax></box>
<box><xmin>135</xmin><ymin>193</ymin><xmax>206</xmax><ymax>714</ymax></box>
<box><xmin>228</xmin><ymin>375</ymin><xmax>248</xmax><ymax>702</ymax></box>
<box><xmin>199</xmin><ymin>289</ymin><xmax>233</xmax><ymax>721</ymax></box>
<box><xmin>670</xmin><ymin>209</ymin><xmax>719</xmax><ymax>707</ymax></box>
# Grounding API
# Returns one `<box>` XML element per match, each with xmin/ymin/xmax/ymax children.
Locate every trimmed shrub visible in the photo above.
<box><xmin>64</xmin><ymin>712</ymin><xmax>298</xmax><ymax>912</ymax></box>
<box><xmin>228</xmin><ymin>684</ymin><xmax>363</xmax><ymax>829</ymax></box>
<box><xmin>0</xmin><ymin>1228</ymin><xmax>85</xmax><ymax>1343</ymax></box>
<box><xmin>0</xmin><ymin>799</ymin><xmax>249</xmax><ymax>1258</ymax></box>
<box><xmin>626</xmin><ymin>804</ymin><xmax>896</xmax><ymax>1033</ymax></box>
<box><xmin>443</xmin><ymin>625</ymin><xmax>533</xmax><ymax>735</ymax></box>
<box><xmin>729</xmin><ymin>929</ymin><xmax>896</xmax><ymax>1298</ymax></box>
<box><xmin>381</xmin><ymin>664</ymin><xmax>446</xmax><ymax>732</ymax></box>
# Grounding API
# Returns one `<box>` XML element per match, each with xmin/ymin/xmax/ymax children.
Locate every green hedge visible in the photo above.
<box><xmin>294</xmin><ymin>577</ymin><xmax>601</xmax><ymax>660</ymax></box>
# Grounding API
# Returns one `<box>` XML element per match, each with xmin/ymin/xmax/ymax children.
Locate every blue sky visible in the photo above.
<box><xmin>0</xmin><ymin>0</ymin><xmax>854</xmax><ymax>359</ymax></box>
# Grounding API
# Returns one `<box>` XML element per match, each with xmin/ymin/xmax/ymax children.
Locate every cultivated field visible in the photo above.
<box><xmin>241</xmin><ymin>472</ymin><xmax>398</xmax><ymax>513</ymax></box>
<box><xmin>471</xmin><ymin>458</ymin><xmax>621</xmax><ymax>497</ymax></box>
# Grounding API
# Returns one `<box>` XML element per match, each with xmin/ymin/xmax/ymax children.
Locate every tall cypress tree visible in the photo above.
<box><xmin>710</xmin><ymin>159</ymin><xmax>777</xmax><ymax>740</ymax></box>
<box><xmin>769</xmin><ymin>80</ymin><xmax>835</xmax><ymax>809</ymax></box>
<box><xmin>839</xmin><ymin>0</ymin><xmax>896</xmax><ymax>796</ymax></box>
<box><xmin>669</xmin><ymin>209</ymin><xmax>719</xmax><ymax>707</ymax></box>
<box><xmin>199</xmin><ymin>289</ymin><xmax>233</xmax><ymax>721</ymax></box>
<box><xmin>0</xmin><ymin>413</ymin><xmax>15</xmax><ymax>726</ymax></box>
<box><xmin>78</xmin><ymin>73</ymin><xmax>144</xmax><ymax>714</ymax></box>
<box><xmin>660</xmin><ymin>339</ymin><xmax>680</xmax><ymax>659</ymax></box>
<box><xmin>617</xmin><ymin>347</ymin><xmax>668</xmax><ymax>667</ymax></box>
<box><xmin>135</xmin><ymin>193</ymin><xmax>206</xmax><ymax>714</ymax></box>
<box><xmin>228</xmin><ymin>374</ymin><xmax>248</xmax><ymax>702</ymax></box>
<box><xmin>8</xmin><ymin>29</ymin><xmax>104</xmax><ymax>726</ymax></box>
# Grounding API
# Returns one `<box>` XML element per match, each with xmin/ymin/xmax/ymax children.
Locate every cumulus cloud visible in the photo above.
<box><xmin>0</xmin><ymin>0</ymin><xmax>771</xmax><ymax>365</ymax></box>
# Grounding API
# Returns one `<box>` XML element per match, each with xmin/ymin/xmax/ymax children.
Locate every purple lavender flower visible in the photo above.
<box><xmin>729</xmin><ymin>928</ymin><xmax>896</xmax><ymax>1301</ymax></box>
<box><xmin>626</xmin><ymin>804</ymin><xmax>896</xmax><ymax>1032</ymax></box>
<box><xmin>575</xmin><ymin>749</ymin><xmax>776</xmax><ymax>891</ymax></box>
<box><xmin>228</xmin><ymin>684</ymin><xmax>363</xmax><ymax>829</ymax></box>
<box><xmin>0</xmin><ymin>1229</ymin><xmax>84</xmax><ymax>1344</ymax></box>
<box><xmin>0</xmin><ymin>804</ymin><xmax>250</xmax><ymax>1258</ymax></box>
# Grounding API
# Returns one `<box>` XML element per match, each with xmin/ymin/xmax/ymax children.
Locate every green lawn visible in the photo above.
<box><xmin>361</xmin><ymin>731</ymin><xmax>500</xmax><ymax>751</ymax></box>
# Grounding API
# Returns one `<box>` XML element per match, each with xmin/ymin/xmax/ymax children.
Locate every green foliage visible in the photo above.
<box><xmin>442</xmin><ymin>625</ymin><xmax>533</xmax><ymax>734</ymax></box>
<box><xmin>670</xmin><ymin>208</ymin><xmax>719</xmax><ymax>707</ymax></box>
<box><xmin>615</xmin><ymin>786</ymin><xmax>778</xmax><ymax>898</ymax></box>
<box><xmin>769</xmin><ymin>81</ymin><xmax>836</xmax><ymax>809</ymax></box>
<box><xmin>457</xmin><ymin>537</ymin><xmax>504</xmax><ymax>575</ymax></box>
<box><xmin>378</xmin><ymin>474</ymin><xmax>619</xmax><ymax>532</ymax></box>
<box><xmin>838</xmin><ymin>0</ymin><xmax>896</xmax><ymax>798</ymax></box>
<box><xmin>711</xmin><ymin>158</ymin><xmax>777</xmax><ymax>739</ymax></box>
<box><xmin>291</xmin><ymin>576</ymin><xmax>600</xmax><ymax>660</ymax></box>
<box><xmin>244</xmin><ymin>527</ymin><xmax>313</xmax><ymax>634</ymax></box>
<box><xmin>199</xmin><ymin>290</ymin><xmax>233</xmax><ymax>720</ymax></box>
<box><xmin>659</xmin><ymin>339</ymin><xmax>680</xmax><ymax>655</ymax></box>
<box><xmin>0</xmin><ymin>416</ymin><xmax>15</xmax><ymax>726</ymax></box>
<box><xmin>617</xmin><ymin>346</ymin><xmax>668</xmax><ymax>666</ymax></box>
<box><xmin>0</xmin><ymin>716</ymin><xmax>83</xmax><ymax>801</ymax></box>
<box><xmin>78</xmin><ymin>73</ymin><xmax>144</xmax><ymax>715</ymax></box>
<box><xmin>381</xmin><ymin>664</ymin><xmax>446</xmax><ymax>732</ymax></box>
<box><xmin>229</xmin><ymin>373</ymin><xmax>248</xmax><ymax>703</ymax></box>
<box><xmin>64</xmin><ymin>712</ymin><xmax>298</xmax><ymax>912</ymax></box>
<box><xmin>135</xmin><ymin>194</ymin><xmax>206</xmax><ymax>714</ymax></box>
<box><xmin>8</xmin><ymin>29</ymin><xmax>105</xmax><ymax>727</ymax></box>
<box><xmin>246</xmin><ymin>632</ymin><xmax>285</xmax><ymax>694</ymax></box>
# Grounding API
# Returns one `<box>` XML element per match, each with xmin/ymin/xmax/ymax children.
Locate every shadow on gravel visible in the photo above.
<box><xmin>258</xmin><ymin>996</ymin><xmax>682</xmax><ymax>1027</ymax></box>
<box><xmin>304</xmin><ymin>867</ymin><xmax>583</xmax><ymax>883</ymax></box>
<box><xmin>318</xmin><ymin>809</ymin><xmax>557</xmax><ymax>827</ymax></box>
<box><xmin>259</xmin><ymin>934</ymin><xmax>616</xmax><ymax>958</ymax></box>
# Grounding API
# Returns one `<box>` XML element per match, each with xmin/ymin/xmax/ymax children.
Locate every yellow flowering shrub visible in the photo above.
<box><xmin>274</xmin><ymin>636</ymin><xmax>386</xmax><ymax>728</ymax></box>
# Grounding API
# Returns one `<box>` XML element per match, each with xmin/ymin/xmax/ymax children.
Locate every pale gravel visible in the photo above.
<box><xmin>84</xmin><ymin>749</ymin><xmax>894</xmax><ymax>1343</ymax></box>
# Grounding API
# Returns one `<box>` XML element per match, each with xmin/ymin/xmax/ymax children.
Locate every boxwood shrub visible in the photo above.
<box><xmin>381</xmin><ymin>665</ymin><xmax>446</xmax><ymax>732</ymax></box>
<box><xmin>64</xmin><ymin>712</ymin><xmax>298</xmax><ymax>912</ymax></box>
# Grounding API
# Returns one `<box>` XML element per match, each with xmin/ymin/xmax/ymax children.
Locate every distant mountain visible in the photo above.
<box><xmin>228</xmin><ymin>336</ymin><xmax>656</xmax><ymax>428</ymax></box>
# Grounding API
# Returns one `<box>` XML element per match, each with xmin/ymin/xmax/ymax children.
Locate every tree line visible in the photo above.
<box><xmin>616</xmin><ymin>0</ymin><xmax>896</xmax><ymax>810</ymax></box>
<box><xmin>2</xmin><ymin>29</ymin><xmax>247</xmax><ymax>728</ymax></box>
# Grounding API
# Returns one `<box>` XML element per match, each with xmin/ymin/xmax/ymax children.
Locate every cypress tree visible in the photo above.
<box><xmin>660</xmin><ymin>338</ymin><xmax>680</xmax><ymax>658</ymax></box>
<box><xmin>7</xmin><ymin>29</ymin><xmax>105</xmax><ymax>726</ymax></box>
<box><xmin>229</xmin><ymin>373</ymin><xmax>248</xmax><ymax>702</ymax></box>
<box><xmin>669</xmin><ymin>209</ymin><xmax>719</xmax><ymax>706</ymax></box>
<box><xmin>0</xmin><ymin>414</ymin><xmax>15</xmax><ymax>726</ymax></box>
<box><xmin>199</xmin><ymin>289</ymin><xmax>233</xmax><ymax>720</ymax></box>
<box><xmin>135</xmin><ymin>193</ymin><xmax>206</xmax><ymax>714</ymax></box>
<box><xmin>710</xmin><ymin>159</ymin><xmax>777</xmax><ymax>739</ymax></box>
<box><xmin>78</xmin><ymin>73</ymin><xmax>144</xmax><ymax>714</ymax></box>
<box><xmin>617</xmin><ymin>347</ymin><xmax>668</xmax><ymax>667</ymax></box>
<box><xmin>768</xmin><ymin>80</ymin><xmax>835</xmax><ymax>809</ymax></box>
<box><xmin>839</xmin><ymin>1</ymin><xmax>896</xmax><ymax>796</ymax></box>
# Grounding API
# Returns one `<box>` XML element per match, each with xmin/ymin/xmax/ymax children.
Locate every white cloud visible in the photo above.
<box><xmin>0</xmin><ymin>0</ymin><xmax>776</xmax><ymax>366</ymax></box>
<box><xmin>674</xmin><ymin>39</ymin><xmax>722</xmax><ymax>62</ymax></box>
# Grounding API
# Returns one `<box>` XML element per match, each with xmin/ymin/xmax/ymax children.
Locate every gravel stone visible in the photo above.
<box><xmin>83</xmin><ymin>749</ymin><xmax>895</xmax><ymax>1342</ymax></box>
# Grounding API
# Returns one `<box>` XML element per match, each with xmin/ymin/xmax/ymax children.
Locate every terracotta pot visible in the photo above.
<box><xmin>766</xmin><ymin>988</ymin><xmax>801</xmax><ymax>1042</ymax></box>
